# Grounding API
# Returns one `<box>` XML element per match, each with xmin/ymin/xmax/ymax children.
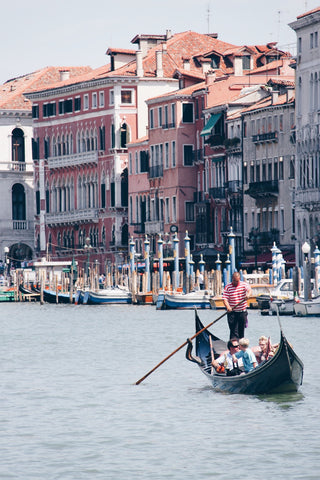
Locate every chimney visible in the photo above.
<box><xmin>234</xmin><ymin>57</ymin><xmax>243</xmax><ymax>76</ymax></box>
<box><xmin>271</xmin><ymin>90</ymin><xmax>279</xmax><ymax>104</ymax></box>
<box><xmin>59</xmin><ymin>70</ymin><xmax>70</xmax><ymax>81</ymax></box>
<box><xmin>136</xmin><ymin>50</ymin><xmax>144</xmax><ymax>77</ymax></box>
<box><xmin>166</xmin><ymin>29</ymin><xmax>172</xmax><ymax>40</ymax></box>
<box><xmin>156</xmin><ymin>50</ymin><xmax>163</xmax><ymax>78</ymax></box>
<box><xmin>183</xmin><ymin>57</ymin><xmax>190</xmax><ymax>71</ymax></box>
<box><xmin>206</xmin><ymin>71</ymin><xmax>216</xmax><ymax>85</ymax></box>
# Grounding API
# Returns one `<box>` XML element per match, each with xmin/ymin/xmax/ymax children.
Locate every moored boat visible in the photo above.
<box><xmin>186</xmin><ymin>311</ymin><xmax>303</xmax><ymax>394</ymax></box>
<box><xmin>43</xmin><ymin>288</ymin><xmax>75</xmax><ymax>304</ymax></box>
<box><xmin>83</xmin><ymin>286</ymin><xmax>132</xmax><ymax>305</ymax></box>
<box><xmin>294</xmin><ymin>296</ymin><xmax>320</xmax><ymax>317</ymax></box>
<box><xmin>162</xmin><ymin>290</ymin><xmax>213</xmax><ymax>310</ymax></box>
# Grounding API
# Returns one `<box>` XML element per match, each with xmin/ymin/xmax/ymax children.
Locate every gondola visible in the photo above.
<box><xmin>186</xmin><ymin>311</ymin><xmax>304</xmax><ymax>394</ymax></box>
<box><xmin>43</xmin><ymin>288</ymin><xmax>75</xmax><ymax>304</ymax></box>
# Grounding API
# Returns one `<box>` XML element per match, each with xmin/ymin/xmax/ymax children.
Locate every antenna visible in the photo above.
<box><xmin>207</xmin><ymin>3</ymin><xmax>211</xmax><ymax>33</ymax></box>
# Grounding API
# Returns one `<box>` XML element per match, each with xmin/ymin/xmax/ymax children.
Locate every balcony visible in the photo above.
<box><xmin>209</xmin><ymin>187</ymin><xmax>226</xmax><ymax>199</ymax></box>
<box><xmin>46</xmin><ymin>208</ymin><xmax>99</xmax><ymax>225</ymax></box>
<box><xmin>0</xmin><ymin>161</ymin><xmax>33</xmax><ymax>173</ymax></box>
<box><xmin>205</xmin><ymin>134</ymin><xmax>225</xmax><ymax>148</ymax></box>
<box><xmin>245</xmin><ymin>180</ymin><xmax>278</xmax><ymax>199</ymax></box>
<box><xmin>145</xmin><ymin>220</ymin><xmax>164</xmax><ymax>235</ymax></box>
<box><xmin>148</xmin><ymin>164</ymin><xmax>163</xmax><ymax>179</ymax></box>
<box><xmin>13</xmin><ymin>220</ymin><xmax>32</xmax><ymax>230</ymax></box>
<box><xmin>132</xmin><ymin>222</ymin><xmax>145</xmax><ymax>234</ymax></box>
<box><xmin>252</xmin><ymin>131</ymin><xmax>278</xmax><ymax>144</ymax></box>
<box><xmin>47</xmin><ymin>151</ymin><xmax>98</xmax><ymax>169</ymax></box>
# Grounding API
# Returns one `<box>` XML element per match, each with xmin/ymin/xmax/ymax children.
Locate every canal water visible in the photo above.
<box><xmin>0</xmin><ymin>303</ymin><xmax>319</xmax><ymax>480</ymax></box>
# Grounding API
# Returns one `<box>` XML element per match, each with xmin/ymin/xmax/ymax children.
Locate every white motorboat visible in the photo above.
<box><xmin>294</xmin><ymin>296</ymin><xmax>320</xmax><ymax>317</ymax></box>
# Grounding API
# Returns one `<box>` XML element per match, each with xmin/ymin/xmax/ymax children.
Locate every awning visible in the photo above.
<box><xmin>200</xmin><ymin>113</ymin><xmax>222</xmax><ymax>136</ymax></box>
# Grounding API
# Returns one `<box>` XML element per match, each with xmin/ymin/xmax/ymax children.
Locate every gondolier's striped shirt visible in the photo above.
<box><xmin>222</xmin><ymin>281</ymin><xmax>250</xmax><ymax>312</ymax></box>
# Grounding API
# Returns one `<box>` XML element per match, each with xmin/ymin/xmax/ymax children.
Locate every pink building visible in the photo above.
<box><xmin>25</xmin><ymin>31</ymin><xmax>291</xmax><ymax>272</ymax></box>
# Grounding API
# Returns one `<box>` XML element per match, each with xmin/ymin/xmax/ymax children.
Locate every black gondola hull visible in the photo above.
<box><xmin>188</xmin><ymin>312</ymin><xmax>303</xmax><ymax>395</ymax></box>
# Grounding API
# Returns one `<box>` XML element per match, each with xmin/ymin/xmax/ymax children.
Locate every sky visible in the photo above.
<box><xmin>1</xmin><ymin>0</ymin><xmax>319</xmax><ymax>85</ymax></box>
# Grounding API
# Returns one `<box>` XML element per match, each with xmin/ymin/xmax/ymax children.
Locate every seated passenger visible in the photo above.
<box><xmin>252</xmin><ymin>335</ymin><xmax>277</xmax><ymax>364</ymax></box>
<box><xmin>211</xmin><ymin>339</ymin><xmax>241</xmax><ymax>375</ymax></box>
<box><xmin>232</xmin><ymin>337</ymin><xmax>257</xmax><ymax>372</ymax></box>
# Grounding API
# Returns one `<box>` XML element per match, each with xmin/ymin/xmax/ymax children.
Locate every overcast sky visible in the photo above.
<box><xmin>1</xmin><ymin>0</ymin><xmax>319</xmax><ymax>85</ymax></box>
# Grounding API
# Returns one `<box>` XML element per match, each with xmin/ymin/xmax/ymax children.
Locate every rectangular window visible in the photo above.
<box><xmin>243</xmin><ymin>122</ymin><xmax>247</xmax><ymax>137</ymax></box>
<box><xmin>43</xmin><ymin>104</ymin><xmax>48</xmax><ymax>118</ymax></box>
<box><xmin>262</xmin><ymin>162</ymin><xmax>266</xmax><ymax>180</ymax></box>
<box><xmin>182</xmin><ymin>103</ymin><xmax>193</xmax><ymax>123</ymax></box>
<box><xmin>171</xmin><ymin>104</ymin><xmax>176</xmax><ymax>127</ymax></box>
<box><xmin>92</xmin><ymin>92</ymin><xmax>97</xmax><ymax>108</ymax></box>
<box><xmin>310</xmin><ymin>32</ymin><xmax>314</xmax><ymax>49</ymax></box>
<box><xmin>172</xmin><ymin>141</ymin><xmax>176</xmax><ymax>167</ymax></box>
<box><xmin>298</xmin><ymin>37</ymin><xmax>302</xmax><ymax>54</ymax></box>
<box><xmin>74</xmin><ymin>97</ymin><xmax>81</xmax><ymax>111</ymax></box>
<box><xmin>84</xmin><ymin>94</ymin><xmax>89</xmax><ymax>110</ymax></box>
<box><xmin>129</xmin><ymin>153</ymin><xmax>132</xmax><ymax>175</ymax></box>
<box><xmin>268</xmin><ymin>162</ymin><xmax>272</xmax><ymax>180</ymax></box>
<box><xmin>165</xmin><ymin>198</ymin><xmax>170</xmax><ymax>223</ymax></box>
<box><xmin>59</xmin><ymin>100</ymin><xmax>65</xmax><ymax>114</ymax></box>
<box><xmin>256</xmin><ymin>162</ymin><xmax>260</xmax><ymax>182</ymax></box>
<box><xmin>109</xmin><ymin>90</ymin><xmax>114</xmax><ymax>105</ymax></box>
<box><xmin>140</xmin><ymin>151</ymin><xmax>149</xmax><ymax>172</ymax></box>
<box><xmin>172</xmin><ymin>196</ymin><xmax>177</xmax><ymax>222</ymax></box>
<box><xmin>64</xmin><ymin>99</ymin><xmax>73</xmax><ymax>113</ymax></box>
<box><xmin>281</xmin><ymin>209</ymin><xmax>285</xmax><ymax>233</ymax></box>
<box><xmin>99</xmin><ymin>91</ymin><xmax>105</xmax><ymax>107</ymax></box>
<box><xmin>135</xmin><ymin>152</ymin><xmax>138</xmax><ymax>174</ymax></box>
<box><xmin>279</xmin><ymin>156</ymin><xmax>284</xmax><ymax>180</ymax></box>
<box><xmin>164</xmin><ymin>105</ymin><xmax>168</xmax><ymax>128</ymax></box>
<box><xmin>150</xmin><ymin>109</ymin><xmax>154</xmax><ymax>129</ymax></box>
<box><xmin>32</xmin><ymin>105</ymin><xmax>39</xmax><ymax>119</ymax></box>
<box><xmin>279</xmin><ymin>114</ymin><xmax>283</xmax><ymax>131</ymax></box>
<box><xmin>289</xmin><ymin>155</ymin><xmax>295</xmax><ymax>179</ymax></box>
<box><xmin>315</xmin><ymin>31</ymin><xmax>318</xmax><ymax>48</ymax></box>
<box><xmin>183</xmin><ymin>145</ymin><xmax>193</xmax><ymax>166</ymax></box>
<box><xmin>185</xmin><ymin>202</ymin><xmax>194</xmax><ymax>221</ymax></box>
<box><xmin>250</xmin><ymin>163</ymin><xmax>254</xmax><ymax>182</ymax></box>
<box><xmin>274</xmin><ymin>159</ymin><xmax>278</xmax><ymax>180</ymax></box>
<box><xmin>165</xmin><ymin>142</ymin><xmax>169</xmax><ymax>169</ymax></box>
<box><xmin>99</xmin><ymin>126</ymin><xmax>105</xmax><ymax>150</ymax></box>
<box><xmin>243</xmin><ymin>162</ymin><xmax>248</xmax><ymax>184</ymax></box>
<box><xmin>158</xmin><ymin>107</ymin><xmax>162</xmax><ymax>127</ymax></box>
<box><xmin>121</xmin><ymin>90</ymin><xmax>132</xmax><ymax>104</ymax></box>
<box><xmin>242</xmin><ymin>55</ymin><xmax>250</xmax><ymax>70</ymax></box>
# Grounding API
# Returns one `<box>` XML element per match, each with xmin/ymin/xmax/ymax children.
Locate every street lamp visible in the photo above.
<box><xmin>302</xmin><ymin>241</ymin><xmax>311</xmax><ymax>301</ymax></box>
<box><xmin>84</xmin><ymin>237</ymin><xmax>92</xmax><ymax>286</ymax></box>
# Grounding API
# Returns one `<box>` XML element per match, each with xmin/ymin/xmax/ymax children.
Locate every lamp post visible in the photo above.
<box><xmin>84</xmin><ymin>237</ymin><xmax>92</xmax><ymax>286</ymax></box>
<box><xmin>302</xmin><ymin>241</ymin><xmax>311</xmax><ymax>301</ymax></box>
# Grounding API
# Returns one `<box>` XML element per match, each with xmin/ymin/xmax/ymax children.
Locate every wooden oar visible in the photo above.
<box><xmin>135</xmin><ymin>301</ymin><xmax>243</xmax><ymax>385</ymax></box>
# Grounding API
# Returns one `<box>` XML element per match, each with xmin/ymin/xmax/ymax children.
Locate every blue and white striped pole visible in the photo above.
<box><xmin>184</xmin><ymin>231</ymin><xmax>191</xmax><ymax>279</ymax></box>
<box><xmin>144</xmin><ymin>235</ymin><xmax>150</xmax><ymax>292</ymax></box>
<box><xmin>158</xmin><ymin>235</ymin><xmax>164</xmax><ymax>289</ymax></box>
<box><xmin>199</xmin><ymin>254</ymin><xmax>205</xmax><ymax>274</ymax></box>
<box><xmin>129</xmin><ymin>237</ymin><xmax>135</xmax><ymax>274</ymax></box>
<box><xmin>173</xmin><ymin>233</ymin><xmax>179</xmax><ymax>290</ymax></box>
<box><xmin>271</xmin><ymin>242</ymin><xmax>278</xmax><ymax>285</ymax></box>
<box><xmin>228</xmin><ymin>227</ymin><xmax>236</xmax><ymax>274</ymax></box>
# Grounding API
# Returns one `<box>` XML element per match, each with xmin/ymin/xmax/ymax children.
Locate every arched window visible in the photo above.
<box><xmin>12</xmin><ymin>128</ymin><xmax>25</xmax><ymax>163</ymax></box>
<box><xmin>12</xmin><ymin>183</ymin><xmax>26</xmax><ymax>220</ymax></box>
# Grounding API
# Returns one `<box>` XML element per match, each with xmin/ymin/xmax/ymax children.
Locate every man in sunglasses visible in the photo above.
<box><xmin>211</xmin><ymin>339</ymin><xmax>242</xmax><ymax>375</ymax></box>
<box><xmin>223</xmin><ymin>272</ymin><xmax>252</xmax><ymax>339</ymax></box>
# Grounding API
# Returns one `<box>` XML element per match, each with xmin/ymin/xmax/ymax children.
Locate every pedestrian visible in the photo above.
<box><xmin>222</xmin><ymin>272</ymin><xmax>252</xmax><ymax>339</ymax></box>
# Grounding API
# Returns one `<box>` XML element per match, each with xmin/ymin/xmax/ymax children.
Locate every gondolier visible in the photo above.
<box><xmin>223</xmin><ymin>272</ymin><xmax>252</xmax><ymax>339</ymax></box>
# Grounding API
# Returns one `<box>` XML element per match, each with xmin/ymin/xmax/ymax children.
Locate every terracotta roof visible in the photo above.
<box><xmin>297</xmin><ymin>7</ymin><xmax>320</xmax><ymax>19</ymax></box>
<box><xmin>106</xmin><ymin>48</ymin><xmax>136</xmax><ymax>55</ymax></box>
<box><xmin>0</xmin><ymin>66</ymin><xmax>92</xmax><ymax>109</ymax></box>
<box><xmin>206</xmin><ymin>75</ymin><xmax>268</xmax><ymax>109</ymax></box>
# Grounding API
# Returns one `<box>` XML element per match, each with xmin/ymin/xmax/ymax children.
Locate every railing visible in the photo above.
<box><xmin>13</xmin><ymin>220</ymin><xmax>30</xmax><ymax>230</ymax></box>
<box><xmin>245</xmin><ymin>180</ymin><xmax>278</xmax><ymax>198</ymax></box>
<box><xmin>209</xmin><ymin>187</ymin><xmax>226</xmax><ymax>199</ymax></box>
<box><xmin>47</xmin><ymin>151</ymin><xmax>98</xmax><ymax>169</ymax></box>
<box><xmin>145</xmin><ymin>220</ymin><xmax>164</xmax><ymax>234</ymax></box>
<box><xmin>46</xmin><ymin>208</ymin><xmax>99</xmax><ymax>224</ymax></box>
<box><xmin>0</xmin><ymin>161</ymin><xmax>33</xmax><ymax>173</ymax></box>
<box><xmin>148</xmin><ymin>164</ymin><xmax>163</xmax><ymax>179</ymax></box>
<box><xmin>252</xmin><ymin>131</ymin><xmax>278</xmax><ymax>144</ymax></box>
